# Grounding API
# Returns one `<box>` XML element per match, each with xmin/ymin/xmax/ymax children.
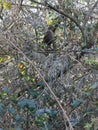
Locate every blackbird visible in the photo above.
<box><xmin>43</xmin><ymin>25</ymin><xmax>57</xmax><ymax>48</ymax></box>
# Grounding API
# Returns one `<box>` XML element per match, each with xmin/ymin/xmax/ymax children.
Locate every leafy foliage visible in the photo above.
<box><xmin>0</xmin><ymin>0</ymin><xmax>98</xmax><ymax>130</ymax></box>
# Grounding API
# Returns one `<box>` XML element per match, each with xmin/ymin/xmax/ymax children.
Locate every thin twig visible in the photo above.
<box><xmin>45</xmin><ymin>2</ymin><xmax>86</xmax><ymax>45</ymax></box>
<box><xmin>83</xmin><ymin>0</ymin><xmax>98</xmax><ymax>26</ymax></box>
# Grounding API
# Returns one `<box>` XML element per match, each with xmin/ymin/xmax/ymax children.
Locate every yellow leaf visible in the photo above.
<box><xmin>18</xmin><ymin>62</ymin><xmax>25</xmax><ymax>69</ymax></box>
<box><xmin>3</xmin><ymin>92</ymin><xmax>7</xmax><ymax>96</ymax></box>
<box><xmin>7</xmin><ymin>55</ymin><xmax>11</xmax><ymax>59</ymax></box>
<box><xmin>8</xmin><ymin>79</ymin><xmax>12</xmax><ymax>83</ymax></box>
<box><xmin>0</xmin><ymin>56</ymin><xmax>6</xmax><ymax>62</ymax></box>
<box><xmin>31</xmin><ymin>78</ymin><xmax>35</xmax><ymax>82</ymax></box>
<box><xmin>20</xmin><ymin>70</ymin><xmax>26</xmax><ymax>75</ymax></box>
<box><xmin>47</xmin><ymin>19</ymin><xmax>52</xmax><ymax>25</ymax></box>
<box><xmin>3</xmin><ymin>2</ymin><xmax>12</xmax><ymax>10</ymax></box>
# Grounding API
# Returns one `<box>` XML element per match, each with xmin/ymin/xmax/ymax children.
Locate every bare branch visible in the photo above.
<box><xmin>45</xmin><ymin>2</ymin><xmax>86</xmax><ymax>44</ymax></box>
<box><xmin>83</xmin><ymin>0</ymin><xmax>98</xmax><ymax>26</ymax></box>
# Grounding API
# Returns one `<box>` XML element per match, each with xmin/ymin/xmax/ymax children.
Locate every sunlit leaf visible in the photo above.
<box><xmin>47</xmin><ymin>19</ymin><xmax>52</xmax><ymax>25</ymax></box>
<box><xmin>3</xmin><ymin>2</ymin><xmax>12</xmax><ymax>10</ymax></box>
<box><xmin>84</xmin><ymin>123</ymin><xmax>92</xmax><ymax>130</ymax></box>
<box><xmin>18</xmin><ymin>62</ymin><xmax>25</xmax><ymax>69</ymax></box>
<box><xmin>8</xmin><ymin>79</ymin><xmax>12</xmax><ymax>83</ymax></box>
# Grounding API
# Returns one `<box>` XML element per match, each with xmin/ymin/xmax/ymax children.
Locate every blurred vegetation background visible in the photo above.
<box><xmin>0</xmin><ymin>0</ymin><xmax>98</xmax><ymax>130</ymax></box>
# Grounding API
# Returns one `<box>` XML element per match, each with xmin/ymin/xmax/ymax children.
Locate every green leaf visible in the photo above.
<box><xmin>30</xmin><ymin>91</ymin><xmax>39</xmax><ymax>98</ymax></box>
<box><xmin>2</xmin><ymin>87</ymin><xmax>9</xmax><ymax>93</ymax></box>
<box><xmin>18</xmin><ymin>99</ymin><xmax>36</xmax><ymax>109</ymax></box>
<box><xmin>15</xmin><ymin>116</ymin><xmax>22</xmax><ymax>122</ymax></box>
<box><xmin>36</xmin><ymin>109</ymin><xmax>45</xmax><ymax>115</ymax></box>
<box><xmin>2</xmin><ymin>87</ymin><xmax>9</xmax><ymax>96</ymax></box>
<box><xmin>8</xmin><ymin>107</ymin><xmax>16</xmax><ymax>114</ymax></box>
<box><xmin>45</xmin><ymin>109</ymin><xmax>58</xmax><ymax>116</ymax></box>
<box><xmin>84</xmin><ymin>123</ymin><xmax>92</xmax><ymax>130</ymax></box>
<box><xmin>36</xmin><ymin>108</ymin><xmax>58</xmax><ymax>116</ymax></box>
<box><xmin>0</xmin><ymin>103</ymin><xmax>6</xmax><ymax>114</ymax></box>
<box><xmin>72</xmin><ymin>99</ymin><xmax>84</xmax><ymax>108</ymax></box>
<box><xmin>10</xmin><ymin>95</ymin><xmax>17</xmax><ymax>104</ymax></box>
<box><xmin>86</xmin><ymin>59</ymin><xmax>98</xmax><ymax>66</ymax></box>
